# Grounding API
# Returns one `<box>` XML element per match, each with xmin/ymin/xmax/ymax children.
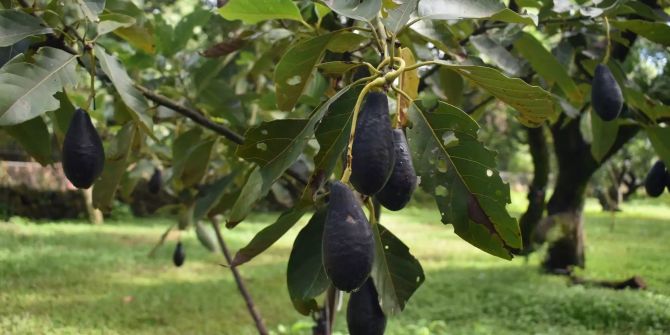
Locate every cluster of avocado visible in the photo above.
<box><xmin>322</xmin><ymin>91</ymin><xmax>418</xmax><ymax>335</ymax></box>
<box><xmin>62</xmin><ymin>108</ymin><xmax>105</xmax><ymax>189</ymax></box>
<box><xmin>645</xmin><ymin>160</ymin><xmax>670</xmax><ymax>197</ymax></box>
<box><xmin>591</xmin><ymin>64</ymin><xmax>624</xmax><ymax>122</ymax></box>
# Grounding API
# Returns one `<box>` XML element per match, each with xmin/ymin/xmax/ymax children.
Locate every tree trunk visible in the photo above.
<box><xmin>518</xmin><ymin>126</ymin><xmax>549</xmax><ymax>254</ymax></box>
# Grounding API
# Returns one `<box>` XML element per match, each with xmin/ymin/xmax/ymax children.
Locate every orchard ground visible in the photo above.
<box><xmin>1</xmin><ymin>194</ymin><xmax>669</xmax><ymax>335</ymax></box>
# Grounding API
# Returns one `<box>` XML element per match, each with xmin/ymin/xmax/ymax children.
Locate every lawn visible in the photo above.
<box><xmin>1</xmin><ymin>196</ymin><xmax>669</xmax><ymax>335</ymax></box>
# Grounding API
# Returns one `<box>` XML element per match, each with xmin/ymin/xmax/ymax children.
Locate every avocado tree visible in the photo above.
<box><xmin>1</xmin><ymin>0</ymin><xmax>669</xmax><ymax>334</ymax></box>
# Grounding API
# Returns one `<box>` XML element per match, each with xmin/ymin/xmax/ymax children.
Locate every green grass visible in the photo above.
<box><xmin>1</xmin><ymin>197</ymin><xmax>669</xmax><ymax>335</ymax></box>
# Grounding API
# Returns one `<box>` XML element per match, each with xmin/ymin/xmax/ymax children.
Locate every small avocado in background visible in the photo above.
<box><xmin>322</xmin><ymin>181</ymin><xmax>374</xmax><ymax>292</ymax></box>
<box><xmin>645</xmin><ymin>160</ymin><xmax>666</xmax><ymax>198</ymax></box>
<box><xmin>591</xmin><ymin>64</ymin><xmax>624</xmax><ymax>122</ymax></box>
<box><xmin>376</xmin><ymin>129</ymin><xmax>417</xmax><ymax>211</ymax></box>
<box><xmin>173</xmin><ymin>241</ymin><xmax>185</xmax><ymax>267</ymax></box>
<box><xmin>62</xmin><ymin>108</ymin><xmax>105</xmax><ymax>189</ymax></box>
<box><xmin>148</xmin><ymin>168</ymin><xmax>162</xmax><ymax>194</ymax></box>
<box><xmin>347</xmin><ymin>278</ymin><xmax>387</xmax><ymax>335</ymax></box>
<box><xmin>350</xmin><ymin>92</ymin><xmax>395</xmax><ymax>195</ymax></box>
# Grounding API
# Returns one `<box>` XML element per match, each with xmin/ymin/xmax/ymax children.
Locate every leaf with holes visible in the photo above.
<box><xmin>371</xmin><ymin>223</ymin><xmax>424</xmax><ymax>316</ymax></box>
<box><xmin>406</xmin><ymin>100</ymin><xmax>521</xmax><ymax>259</ymax></box>
<box><xmin>229</xmin><ymin>85</ymin><xmax>354</xmax><ymax>224</ymax></box>
<box><xmin>287</xmin><ymin>209</ymin><xmax>330</xmax><ymax>315</ymax></box>
<box><xmin>435</xmin><ymin>62</ymin><xmax>556</xmax><ymax>127</ymax></box>
<box><xmin>0</xmin><ymin>9</ymin><xmax>53</xmax><ymax>46</ymax></box>
<box><xmin>0</xmin><ymin>47</ymin><xmax>77</xmax><ymax>126</ymax></box>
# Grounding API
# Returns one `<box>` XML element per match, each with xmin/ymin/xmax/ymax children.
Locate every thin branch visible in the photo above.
<box><xmin>135</xmin><ymin>85</ymin><xmax>246</xmax><ymax>145</ymax></box>
<box><xmin>211</xmin><ymin>217</ymin><xmax>269</xmax><ymax>335</ymax></box>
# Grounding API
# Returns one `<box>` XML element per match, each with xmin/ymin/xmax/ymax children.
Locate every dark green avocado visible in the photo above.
<box><xmin>173</xmin><ymin>241</ymin><xmax>185</xmax><ymax>267</ymax></box>
<box><xmin>645</xmin><ymin>160</ymin><xmax>666</xmax><ymax>198</ymax></box>
<box><xmin>322</xmin><ymin>181</ymin><xmax>374</xmax><ymax>292</ymax></box>
<box><xmin>148</xmin><ymin>168</ymin><xmax>162</xmax><ymax>194</ymax></box>
<box><xmin>62</xmin><ymin>108</ymin><xmax>105</xmax><ymax>189</ymax></box>
<box><xmin>376</xmin><ymin>129</ymin><xmax>417</xmax><ymax>211</ymax></box>
<box><xmin>350</xmin><ymin>92</ymin><xmax>395</xmax><ymax>195</ymax></box>
<box><xmin>347</xmin><ymin>278</ymin><xmax>387</xmax><ymax>335</ymax></box>
<box><xmin>591</xmin><ymin>64</ymin><xmax>624</xmax><ymax>122</ymax></box>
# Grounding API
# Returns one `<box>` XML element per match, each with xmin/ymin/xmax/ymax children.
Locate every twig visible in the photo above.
<box><xmin>147</xmin><ymin>223</ymin><xmax>175</xmax><ymax>258</ymax></box>
<box><xmin>211</xmin><ymin>217</ymin><xmax>269</xmax><ymax>335</ymax></box>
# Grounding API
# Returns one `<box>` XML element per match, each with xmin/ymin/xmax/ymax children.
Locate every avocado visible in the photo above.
<box><xmin>591</xmin><ymin>64</ymin><xmax>624</xmax><ymax>122</ymax></box>
<box><xmin>148</xmin><ymin>168</ymin><xmax>162</xmax><ymax>194</ymax></box>
<box><xmin>173</xmin><ymin>241</ymin><xmax>185</xmax><ymax>267</ymax></box>
<box><xmin>62</xmin><ymin>108</ymin><xmax>105</xmax><ymax>189</ymax></box>
<box><xmin>322</xmin><ymin>181</ymin><xmax>374</xmax><ymax>292</ymax></box>
<box><xmin>350</xmin><ymin>92</ymin><xmax>395</xmax><ymax>195</ymax></box>
<box><xmin>645</xmin><ymin>160</ymin><xmax>666</xmax><ymax>198</ymax></box>
<box><xmin>376</xmin><ymin>129</ymin><xmax>417</xmax><ymax>211</ymax></box>
<box><xmin>347</xmin><ymin>278</ymin><xmax>387</xmax><ymax>335</ymax></box>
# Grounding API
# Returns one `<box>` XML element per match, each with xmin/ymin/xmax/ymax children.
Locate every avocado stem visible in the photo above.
<box><xmin>603</xmin><ymin>16</ymin><xmax>612</xmax><ymax>64</ymax></box>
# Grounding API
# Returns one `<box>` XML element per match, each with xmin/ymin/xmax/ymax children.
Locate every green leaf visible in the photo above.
<box><xmin>97</xmin><ymin>13</ymin><xmax>135</xmax><ymax>36</ymax></box>
<box><xmin>407</xmin><ymin>101</ymin><xmax>521</xmax><ymax>259</ymax></box>
<box><xmin>317</xmin><ymin>61</ymin><xmax>364</xmax><ymax>75</ymax></box>
<box><xmin>193</xmin><ymin>173</ymin><xmax>238</xmax><ymax>222</ymax></box>
<box><xmin>76</xmin><ymin>0</ymin><xmax>105</xmax><ymax>21</ymax></box>
<box><xmin>589</xmin><ymin>111</ymin><xmax>618</xmax><ymax>162</ymax></box>
<box><xmin>436</xmin><ymin>62</ymin><xmax>556</xmax><ymax>127</ymax></box>
<box><xmin>371</xmin><ymin>223</ymin><xmax>425</xmax><ymax>316</ymax></box>
<box><xmin>470</xmin><ymin>35</ymin><xmax>526</xmax><ymax>77</ymax></box>
<box><xmin>326</xmin><ymin>32</ymin><xmax>368</xmax><ymax>53</ymax></box>
<box><xmin>646</xmin><ymin>126</ymin><xmax>670</xmax><ymax>166</ymax></box>
<box><xmin>219</xmin><ymin>0</ymin><xmax>305</xmax><ymax>24</ymax></box>
<box><xmin>229</xmin><ymin>85</ymin><xmax>355</xmax><ymax>224</ymax></box>
<box><xmin>51</xmin><ymin>91</ymin><xmax>76</xmax><ymax>143</ymax></box>
<box><xmin>181</xmin><ymin>139</ymin><xmax>216</xmax><ymax>187</ymax></box>
<box><xmin>513</xmin><ymin>32</ymin><xmax>583</xmax><ymax>104</ymax></box>
<box><xmin>161</xmin><ymin>7</ymin><xmax>212</xmax><ymax>57</ymax></box>
<box><xmin>275</xmin><ymin>32</ymin><xmax>339</xmax><ymax>111</ymax></box>
<box><xmin>287</xmin><ymin>209</ymin><xmax>330</xmax><ymax>315</ymax></box>
<box><xmin>4</xmin><ymin>116</ymin><xmax>52</xmax><ymax>165</ymax></box>
<box><xmin>611</xmin><ymin>20</ymin><xmax>670</xmax><ymax>46</ymax></box>
<box><xmin>323</xmin><ymin>0</ymin><xmax>382</xmax><ymax>22</ymax></box>
<box><xmin>195</xmin><ymin>220</ymin><xmax>218</xmax><ymax>252</ymax></box>
<box><xmin>0</xmin><ymin>9</ymin><xmax>53</xmax><ymax>47</ymax></box>
<box><xmin>418</xmin><ymin>0</ymin><xmax>537</xmax><ymax>25</ymax></box>
<box><xmin>95</xmin><ymin>45</ymin><xmax>154</xmax><ymax>135</ymax></box>
<box><xmin>437</xmin><ymin>68</ymin><xmax>464</xmax><ymax>106</ymax></box>
<box><xmin>93</xmin><ymin>122</ymin><xmax>137</xmax><ymax>211</ymax></box>
<box><xmin>0</xmin><ymin>47</ymin><xmax>77</xmax><ymax>126</ymax></box>
<box><xmin>382</xmin><ymin>0</ymin><xmax>418</xmax><ymax>33</ymax></box>
<box><xmin>231</xmin><ymin>202</ymin><xmax>311</xmax><ymax>266</ymax></box>
<box><xmin>172</xmin><ymin>128</ymin><xmax>203</xmax><ymax>182</ymax></box>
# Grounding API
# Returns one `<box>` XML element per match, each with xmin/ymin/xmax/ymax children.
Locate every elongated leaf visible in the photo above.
<box><xmin>232</xmin><ymin>202</ymin><xmax>311</xmax><ymax>266</ymax></box>
<box><xmin>93</xmin><ymin>122</ymin><xmax>137</xmax><ymax>210</ymax></box>
<box><xmin>0</xmin><ymin>47</ymin><xmax>77</xmax><ymax>126</ymax></box>
<box><xmin>513</xmin><ymin>32</ymin><xmax>583</xmax><ymax>104</ymax></box>
<box><xmin>317</xmin><ymin>61</ymin><xmax>364</xmax><ymax>75</ymax></box>
<box><xmin>275</xmin><ymin>32</ymin><xmax>339</xmax><ymax>111</ymax></box>
<box><xmin>471</xmin><ymin>35</ymin><xmax>526</xmax><ymax>77</ymax></box>
<box><xmin>407</xmin><ymin>100</ymin><xmax>521</xmax><ymax>259</ymax></box>
<box><xmin>323</xmin><ymin>0</ymin><xmax>382</xmax><ymax>22</ymax></box>
<box><xmin>219</xmin><ymin>0</ymin><xmax>305</xmax><ymax>24</ymax></box>
<box><xmin>229</xmin><ymin>85</ymin><xmax>354</xmax><ymax>224</ymax></box>
<box><xmin>383</xmin><ymin>0</ymin><xmax>418</xmax><ymax>33</ymax></box>
<box><xmin>195</xmin><ymin>220</ymin><xmax>218</xmax><ymax>252</ymax></box>
<box><xmin>646</xmin><ymin>126</ymin><xmax>670</xmax><ymax>166</ymax></box>
<box><xmin>171</xmin><ymin>128</ymin><xmax>203</xmax><ymax>181</ymax></box>
<box><xmin>287</xmin><ymin>209</ymin><xmax>330</xmax><ymax>315</ymax></box>
<box><xmin>590</xmin><ymin>111</ymin><xmax>618</xmax><ymax>162</ymax></box>
<box><xmin>611</xmin><ymin>20</ymin><xmax>670</xmax><ymax>46</ymax></box>
<box><xmin>4</xmin><ymin>116</ymin><xmax>52</xmax><ymax>165</ymax></box>
<box><xmin>181</xmin><ymin>139</ymin><xmax>216</xmax><ymax>187</ymax></box>
<box><xmin>193</xmin><ymin>173</ymin><xmax>238</xmax><ymax>222</ymax></box>
<box><xmin>0</xmin><ymin>10</ymin><xmax>53</xmax><ymax>47</ymax></box>
<box><xmin>97</xmin><ymin>13</ymin><xmax>135</xmax><ymax>36</ymax></box>
<box><xmin>418</xmin><ymin>0</ymin><xmax>536</xmax><ymax>25</ymax></box>
<box><xmin>435</xmin><ymin>62</ymin><xmax>556</xmax><ymax>127</ymax></box>
<box><xmin>95</xmin><ymin>45</ymin><xmax>153</xmax><ymax>134</ymax></box>
<box><xmin>76</xmin><ymin>0</ymin><xmax>105</xmax><ymax>21</ymax></box>
<box><xmin>371</xmin><ymin>223</ymin><xmax>425</xmax><ymax>316</ymax></box>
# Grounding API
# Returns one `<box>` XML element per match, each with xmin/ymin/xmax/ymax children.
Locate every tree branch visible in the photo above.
<box><xmin>211</xmin><ymin>217</ymin><xmax>269</xmax><ymax>335</ymax></box>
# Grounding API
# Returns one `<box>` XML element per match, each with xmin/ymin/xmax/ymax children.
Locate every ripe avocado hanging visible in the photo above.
<box><xmin>347</xmin><ymin>278</ymin><xmax>387</xmax><ymax>335</ymax></box>
<box><xmin>645</xmin><ymin>160</ymin><xmax>667</xmax><ymax>198</ymax></box>
<box><xmin>591</xmin><ymin>64</ymin><xmax>624</xmax><ymax>121</ymax></box>
<box><xmin>173</xmin><ymin>241</ymin><xmax>186</xmax><ymax>267</ymax></box>
<box><xmin>62</xmin><ymin>108</ymin><xmax>105</xmax><ymax>189</ymax></box>
<box><xmin>350</xmin><ymin>92</ymin><xmax>395</xmax><ymax>195</ymax></box>
<box><xmin>376</xmin><ymin>129</ymin><xmax>417</xmax><ymax>211</ymax></box>
<box><xmin>148</xmin><ymin>168</ymin><xmax>162</xmax><ymax>194</ymax></box>
<box><xmin>322</xmin><ymin>181</ymin><xmax>374</xmax><ymax>292</ymax></box>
